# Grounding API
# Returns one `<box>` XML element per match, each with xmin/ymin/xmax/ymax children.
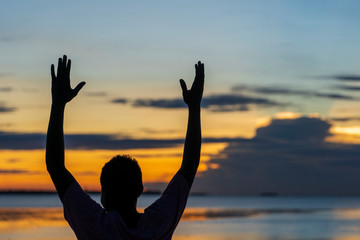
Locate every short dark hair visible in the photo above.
<box><xmin>100</xmin><ymin>155</ymin><xmax>143</xmax><ymax>199</ymax></box>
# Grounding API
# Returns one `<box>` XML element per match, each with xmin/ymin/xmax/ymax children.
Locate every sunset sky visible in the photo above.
<box><xmin>2</xmin><ymin>0</ymin><xmax>360</xmax><ymax>195</ymax></box>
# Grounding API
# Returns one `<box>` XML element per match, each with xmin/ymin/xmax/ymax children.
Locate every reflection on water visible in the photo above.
<box><xmin>0</xmin><ymin>208</ymin><xmax>65</xmax><ymax>231</ymax></box>
<box><xmin>3</xmin><ymin>196</ymin><xmax>360</xmax><ymax>240</ymax></box>
<box><xmin>0</xmin><ymin>207</ymin><xmax>329</xmax><ymax>230</ymax></box>
<box><xmin>182</xmin><ymin>208</ymin><xmax>327</xmax><ymax>220</ymax></box>
<box><xmin>334</xmin><ymin>208</ymin><xmax>360</xmax><ymax>219</ymax></box>
<box><xmin>2</xmin><ymin>207</ymin><xmax>360</xmax><ymax>240</ymax></box>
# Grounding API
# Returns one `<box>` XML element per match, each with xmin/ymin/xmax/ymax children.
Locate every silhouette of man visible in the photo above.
<box><xmin>46</xmin><ymin>55</ymin><xmax>204</xmax><ymax>240</ymax></box>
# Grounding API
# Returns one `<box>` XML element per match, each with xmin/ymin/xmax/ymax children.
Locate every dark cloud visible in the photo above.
<box><xmin>0</xmin><ymin>132</ymin><xmax>46</xmax><ymax>149</ymax></box>
<box><xmin>0</xmin><ymin>131</ymin><xmax>235</xmax><ymax>150</ymax></box>
<box><xmin>193</xmin><ymin>116</ymin><xmax>360</xmax><ymax>195</ymax></box>
<box><xmin>232</xmin><ymin>85</ymin><xmax>357</xmax><ymax>101</ymax></box>
<box><xmin>112</xmin><ymin>98</ymin><xmax>128</xmax><ymax>104</ymax></box>
<box><xmin>73</xmin><ymin>171</ymin><xmax>98</xmax><ymax>176</ymax></box>
<box><xmin>65</xmin><ymin>135</ymin><xmax>184</xmax><ymax>150</ymax></box>
<box><xmin>139</xmin><ymin>128</ymin><xmax>178</xmax><ymax>135</ymax></box>
<box><xmin>0</xmin><ymin>131</ymin><xmax>180</xmax><ymax>150</ymax></box>
<box><xmin>255</xmin><ymin>117</ymin><xmax>331</xmax><ymax>142</ymax></box>
<box><xmin>330</xmin><ymin>117</ymin><xmax>360</xmax><ymax>122</ymax></box>
<box><xmin>202</xmin><ymin>94</ymin><xmax>283</xmax><ymax>111</ymax></box>
<box><xmin>332</xmin><ymin>75</ymin><xmax>360</xmax><ymax>82</ymax></box>
<box><xmin>0</xmin><ymin>104</ymin><xmax>16</xmax><ymax>113</ymax></box>
<box><xmin>7</xmin><ymin>159</ymin><xmax>20</xmax><ymax>163</ymax></box>
<box><xmin>0</xmin><ymin>87</ymin><xmax>12</xmax><ymax>92</ymax></box>
<box><xmin>0</xmin><ymin>169</ymin><xmax>40</xmax><ymax>174</ymax></box>
<box><xmin>119</xmin><ymin>94</ymin><xmax>286</xmax><ymax>112</ymax></box>
<box><xmin>133</xmin><ymin>98</ymin><xmax>185</xmax><ymax>108</ymax></box>
<box><xmin>334</xmin><ymin>85</ymin><xmax>360</xmax><ymax>91</ymax></box>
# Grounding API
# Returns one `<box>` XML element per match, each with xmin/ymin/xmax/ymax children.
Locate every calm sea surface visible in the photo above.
<box><xmin>2</xmin><ymin>194</ymin><xmax>360</xmax><ymax>239</ymax></box>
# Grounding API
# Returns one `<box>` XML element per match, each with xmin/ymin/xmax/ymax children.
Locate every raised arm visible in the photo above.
<box><xmin>178</xmin><ymin>61</ymin><xmax>204</xmax><ymax>186</ymax></box>
<box><xmin>46</xmin><ymin>55</ymin><xmax>86</xmax><ymax>199</ymax></box>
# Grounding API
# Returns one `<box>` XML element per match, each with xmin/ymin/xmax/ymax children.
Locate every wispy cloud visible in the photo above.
<box><xmin>334</xmin><ymin>85</ymin><xmax>360</xmax><ymax>91</ymax></box>
<box><xmin>133</xmin><ymin>98</ymin><xmax>185</xmax><ymax>108</ymax></box>
<box><xmin>7</xmin><ymin>159</ymin><xmax>20</xmax><ymax>163</ymax></box>
<box><xmin>0</xmin><ymin>35</ymin><xmax>29</xmax><ymax>43</ymax></box>
<box><xmin>330</xmin><ymin>117</ymin><xmax>360</xmax><ymax>122</ymax></box>
<box><xmin>331</xmin><ymin>75</ymin><xmax>360</xmax><ymax>82</ymax></box>
<box><xmin>0</xmin><ymin>131</ymin><xmax>238</xmax><ymax>150</ymax></box>
<box><xmin>73</xmin><ymin>171</ymin><xmax>98</xmax><ymax>176</ymax></box>
<box><xmin>315</xmin><ymin>74</ymin><xmax>360</xmax><ymax>82</ymax></box>
<box><xmin>232</xmin><ymin>85</ymin><xmax>357</xmax><ymax>100</ymax></box>
<box><xmin>0</xmin><ymin>87</ymin><xmax>12</xmax><ymax>92</ymax></box>
<box><xmin>0</xmin><ymin>169</ymin><xmax>40</xmax><ymax>174</ymax></box>
<box><xmin>112</xmin><ymin>98</ymin><xmax>128</xmax><ymax>104</ymax></box>
<box><xmin>112</xmin><ymin>94</ymin><xmax>286</xmax><ymax>112</ymax></box>
<box><xmin>202</xmin><ymin>94</ymin><xmax>284</xmax><ymax>111</ymax></box>
<box><xmin>139</xmin><ymin>128</ymin><xmax>179</xmax><ymax>135</ymax></box>
<box><xmin>0</xmin><ymin>104</ymin><xmax>16</xmax><ymax>113</ymax></box>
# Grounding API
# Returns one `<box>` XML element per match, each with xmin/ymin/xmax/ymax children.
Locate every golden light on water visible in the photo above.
<box><xmin>333</xmin><ymin>236</ymin><xmax>360</xmax><ymax>240</ymax></box>
<box><xmin>0</xmin><ymin>207</ymin><xmax>245</xmax><ymax>231</ymax></box>
<box><xmin>333</xmin><ymin>209</ymin><xmax>360</xmax><ymax>220</ymax></box>
<box><xmin>0</xmin><ymin>208</ymin><xmax>66</xmax><ymax>231</ymax></box>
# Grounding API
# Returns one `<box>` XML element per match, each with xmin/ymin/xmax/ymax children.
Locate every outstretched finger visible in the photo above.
<box><xmin>57</xmin><ymin>58</ymin><xmax>62</xmax><ymax>76</ymax></box>
<box><xmin>73</xmin><ymin>81</ymin><xmax>86</xmax><ymax>96</ymax></box>
<box><xmin>62</xmin><ymin>55</ymin><xmax>67</xmax><ymax>69</ymax></box>
<box><xmin>180</xmin><ymin>79</ymin><xmax>188</xmax><ymax>93</ymax></box>
<box><xmin>67</xmin><ymin>59</ymin><xmax>71</xmax><ymax>78</ymax></box>
<box><xmin>200</xmin><ymin>61</ymin><xmax>204</xmax><ymax>78</ymax></box>
<box><xmin>51</xmin><ymin>64</ymin><xmax>56</xmax><ymax>80</ymax></box>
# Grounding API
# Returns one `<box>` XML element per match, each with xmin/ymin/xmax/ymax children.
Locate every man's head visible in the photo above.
<box><xmin>100</xmin><ymin>155</ymin><xmax>143</xmax><ymax>209</ymax></box>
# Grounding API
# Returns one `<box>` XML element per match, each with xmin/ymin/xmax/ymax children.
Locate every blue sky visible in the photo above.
<box><xmin>3</xmin><ymin>0</ymin><xmax>360</xmax><ymax>89</ymax></box>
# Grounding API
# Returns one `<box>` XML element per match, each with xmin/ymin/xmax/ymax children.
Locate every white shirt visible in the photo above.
<box><xmin>62</xmin><ymin>173</ymin><xmax>190</xmax><ymax>240</ymax></box>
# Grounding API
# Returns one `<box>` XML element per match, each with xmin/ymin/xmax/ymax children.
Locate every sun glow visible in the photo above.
<box><xmin>274</xmin><ymin>112</ymin><xmax>302</xmax><ymax>119</ymax></box>
<box><xmin>326</xmin><ymin>126</ymin><xmax>360</xmax><ymax>144</ymax></box>
<box><xmin>330</xmin><ymin>126</ymin><xmax>360</xmax><ymax>136</ymax></box>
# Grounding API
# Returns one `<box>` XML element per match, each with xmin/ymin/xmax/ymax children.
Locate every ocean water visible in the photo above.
<box><xmin>2</xmin><ymin>194</ymin><xmax>360</xmax><ymax>239</ymax></box>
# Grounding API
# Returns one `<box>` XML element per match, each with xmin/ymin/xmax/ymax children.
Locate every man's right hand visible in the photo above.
<box><xmin>179</xmin><ymin>61</ymin><xmax>204</xmax><ymax>109</ymax></box>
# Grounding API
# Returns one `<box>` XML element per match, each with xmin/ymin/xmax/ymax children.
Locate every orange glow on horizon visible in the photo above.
<box><xmin>330</xmin><ymin>126</ymin><xmax>360</xmax><ymax>136</ymax></box>
<box><xmin>326</xmin><ymin>126</ymin><xmax>360</xmax><ymax>144</ymax></box>
<box><xmin>0</xmin><ymin>143</ymin><xmax>227</xmax><ymax>191</ymax></box>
